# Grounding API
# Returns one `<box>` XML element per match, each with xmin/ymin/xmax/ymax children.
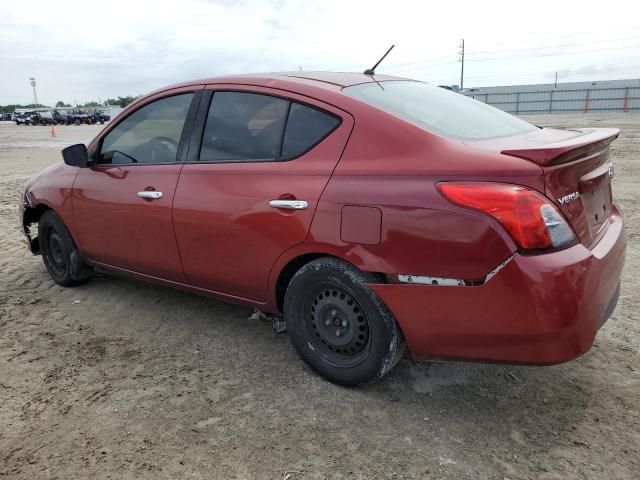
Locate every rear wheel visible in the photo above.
<box><xmin>38</xmin><ymin>211</ymin><xmax>93</xmax><ymax>286</ymax></box>
<box><xmin>284</xmin><ymin>257</ymin><xmax>404</xmax><ymax>386</ymax></box>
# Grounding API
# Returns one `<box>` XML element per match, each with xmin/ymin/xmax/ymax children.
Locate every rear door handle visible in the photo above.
<box><xmin>138</xmin><ymin>191</ymin><xmax>163</xmax><ymax>200</ymax></box>
<box><xmin>269</xmin><ymin>199</ymin><xmax>308</xmax><ymax>210</ymax></box>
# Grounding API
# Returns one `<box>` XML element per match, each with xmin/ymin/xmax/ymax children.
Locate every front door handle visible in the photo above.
<box><xmin>138</xmin><ymin>191</ymin><xmax>163</xmax><ymax>200</ymax></box>
<box><xmin>269</xmin><ymin>199</ymin><xmax>308</xmax><ymax>210</ymax></box>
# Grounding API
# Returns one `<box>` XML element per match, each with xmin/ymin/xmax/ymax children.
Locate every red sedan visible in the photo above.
<box><xmin>20</xmin><ymin>73</ymin><xmax>625</xmax><ymax>385</ymax></box>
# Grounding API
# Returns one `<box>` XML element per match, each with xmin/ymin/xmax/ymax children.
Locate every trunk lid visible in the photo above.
<box><xmin>470</xmin><ymin>127</ymin><xmax>619</xmax><ymax>248</ymax></box>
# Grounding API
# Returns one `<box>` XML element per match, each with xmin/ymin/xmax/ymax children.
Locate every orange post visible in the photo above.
<box><xmin>623</xmin><ymin>87</ymin><xmax>629</xmax><ymax>112</ymax></box>
<box><xmin>50</xmin><ymin>125</ymin><xmax>56</xmax><ymax>137</ymax></box>
<box><xmin>583</xmin><ymin>89</ymin><xmax>590</xmax><ymax>113</ymax></box>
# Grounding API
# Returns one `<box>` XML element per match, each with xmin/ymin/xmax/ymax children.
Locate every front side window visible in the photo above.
<box><xmin>199</xmin><ymin>92</ymin><xmax>340</xmax><ymax>162</ymax></box>
<box><xmin>100</xmin><ymin>93</ymin><xmax>193</xmax><ymax>164</ymax></box>
<box><xmin>344</xmin><ymin>81</ymin><xmax>537</xmax><ymax>140</ymax></box>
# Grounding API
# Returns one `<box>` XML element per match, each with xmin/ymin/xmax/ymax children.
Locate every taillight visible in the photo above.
<box><xmin>437</xmin><ymin>182</ymin><xmax>576</xmax><ymax>251</ymax></box>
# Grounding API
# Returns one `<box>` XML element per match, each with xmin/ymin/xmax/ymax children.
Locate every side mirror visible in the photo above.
<box><xmin>62</xmin><ymin>144</ymin><xmax>89</xmax><ymax>168</ymax></box>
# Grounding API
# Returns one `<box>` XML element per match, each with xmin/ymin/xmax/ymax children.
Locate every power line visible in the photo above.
<box><xmin>467</xmin><ymin>43</ymin><xmax>640</xmax><ymax>62</ymax></box>
<box><xmin>466</xmin><ymin>34</ymin><xmax>640</xmax><ymax>56</ymax></box>
<box><xmin>469</xmin><ymin>64</ymin><xmax>640</xmax><ymax>79</ymax></box>
<box><xmin>325</xmin><ymin>30</ymin><xmax>640</xmax><ymax>75</ymax></box>
<box><xmin>382</xmin><ymin>43</ymin><xmax>640</xmax><ymax>76</ymax></box>
<box><xmin>384</xmin><ymin>60</ymin><xmax>459</xmax><ymax>75</ymax></box>
<box><xmin>321</xmin><ymin>29</ymin><xmax>640</xmax><ymax>72</ymax></box>
<box><xmin>316</xmin><ymin>53</ymin><xmax>455</xmax><ymax>74</ymax></box>
<box><xmin>426</xmin><ymin>64</ymin><xmax>640</xmax><ymax>87</ymax></box>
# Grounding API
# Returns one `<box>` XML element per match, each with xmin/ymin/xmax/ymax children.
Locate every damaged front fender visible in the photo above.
<box><xmin>19</xmin><ymin>192</ymin><xmax>45</xmax><ymax>255</ymax></box>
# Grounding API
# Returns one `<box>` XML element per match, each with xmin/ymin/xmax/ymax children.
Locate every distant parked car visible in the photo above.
<box><xmin>36</xmin><ymin>110</ymin><xmax>56</xmax><ymax>125</ymax></box>
<box><xmin>13</xmin><ymin>110</ymin><xmax>56</xmax><ymax>125</ymax></box>
<box><xmin>15</xmin><ymin>112</ymin><xmax>35</xmax><ymax>125</ymax></box>
<box><xmin>53</xmin><ymin>109</ymin><xmax>72</xmax><ymax>125</ymax></box>
<box><xmin>91</xmin><ymin>109</ymin><xmax>110</xmax><ymax>124</ymax></box>
<box><xmin>53</xmin><ymin>109</ymin><xmax>94</xmax><ymax>125</ymax></box>
<box><xmin>18</xmin><ymin>72</ymin><xmax>626</xmax><ymax>385</ymax></box>
<box><xmin>66</xmin><ymin>110</ymin><xmax>88</xmax><ymax>125</ymax></box>
<box><xmin>70</xmin><ymin>109</ymin><xmax>95</xmax><ymax>125</ymax></box>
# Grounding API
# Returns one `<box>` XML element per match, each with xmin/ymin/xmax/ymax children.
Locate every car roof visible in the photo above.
<box><xmin>151</xmin><ymin>71</ymin><xmax>411</xmax><ymax>96</ymax></box>
<box><xmin>275</xmin><ymin>71</ymin><xmax>405</xmax><ymax>87</ymax></box>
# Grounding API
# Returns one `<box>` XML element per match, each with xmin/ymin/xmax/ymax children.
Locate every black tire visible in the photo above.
<box><xmin>74</xmin><ymin>119</ymin><xmax>80</xmax><ymax>126</ymax></box>
<box><xmin>38</xmin><ymin>211</ymin><xmax>93</xmax><ymax>287</ymax></box>
<box><xmin>284</xmin><ymin>257</ymin><xmax>405</xmax><ymax>386</ymax></box>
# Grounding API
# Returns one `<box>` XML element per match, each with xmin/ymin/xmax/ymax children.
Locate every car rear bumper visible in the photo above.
<box><xmin>370</xmin><ymin>206</ymin><xmax>626</xmax><ymax>364</ymax></box>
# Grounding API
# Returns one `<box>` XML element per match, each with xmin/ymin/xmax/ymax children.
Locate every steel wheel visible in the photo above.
<box><xmin>37</xmin><ymin>210</ymin><xmax>93</xmax><ymax>287</ymax></box>
<box><xmin>43</xmin><ymin>224</ymin><xmax>67</xmax><ymax>278</ymax></box>
<box><xmin>284</xmin><ymin>257</ymin><xmax>405</xmax><ymax>385</ymax></box>
<box><xmin>304</xmin><ymin>284</ymin><xmax>371</xmax><ymax>367</ymax></box>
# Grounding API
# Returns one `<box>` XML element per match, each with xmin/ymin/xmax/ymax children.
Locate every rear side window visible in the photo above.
<box><xmin>281</xmin><ymin>103</ymin><xmax>340</xmax><ymax>158</ymax></box>
<box><xmin>200</xmin><ymin>92</ymin><xmax>288</xmax><ymax>161</ymax></box>
<box><xmin>100</xmin><ymin>93</ymin><xmax>193</xmax><ymax>164</ymax></box>
<box><xmin>198</xmin><ymin>92</ymin><xmax>340</xmax><ymax>162</ymax></box>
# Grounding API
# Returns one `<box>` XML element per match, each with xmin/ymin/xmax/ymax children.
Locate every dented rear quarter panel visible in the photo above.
<box><xmin>300</xmin><ymin>106</ymin><xmax>546</xmax><ymax>282</ymax></box>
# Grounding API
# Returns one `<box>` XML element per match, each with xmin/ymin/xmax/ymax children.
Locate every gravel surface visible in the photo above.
<box><xmin>0</xmin><ymin>115</ymin><xmax>638</xmax><ymax>479</ymax></box>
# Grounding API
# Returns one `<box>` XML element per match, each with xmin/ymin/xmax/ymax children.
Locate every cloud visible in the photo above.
<box><xmin>1</xmin><ymin>0</ymin><xmax>639</xmax><ymax>104</ymax></box>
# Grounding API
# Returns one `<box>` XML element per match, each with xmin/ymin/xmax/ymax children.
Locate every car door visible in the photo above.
<box><xmin>172</xmin><ymin>86</ymin><xmax>354</xmax><ymax>302</ymax></box>
<box><xmin>73</xmin><ymin>88</ymin><xmax>201</xmax><ymax>282</ymax></box>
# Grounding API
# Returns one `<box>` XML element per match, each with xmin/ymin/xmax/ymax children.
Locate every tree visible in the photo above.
<box><xmin>55</xmin><ymin>101</ymin><xmax>66</xmax><ymax>107</ymax></box>
<box><xmin>82</xmin><ymin>101</ymin><xmax>100</xmax><ymax>107</ymax></box>
<box><xmin>106</xmin><ymin>96</ymin><xmax>139</xmax><ymax>108</ymax></box>
<box><xmin>0</xmin><ymin>103</ymin><xmax>49</xmax><ymax>114</ymax></box>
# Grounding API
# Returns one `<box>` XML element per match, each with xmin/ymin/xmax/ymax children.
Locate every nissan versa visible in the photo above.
<box><xmin>19</xmin><ymin>72</ymin><xmax>625</xmax><ymax>385</ymax></box>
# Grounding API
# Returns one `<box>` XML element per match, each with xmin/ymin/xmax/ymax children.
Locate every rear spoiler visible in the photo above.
<box><xmin>501</xmin><ymin>128</ymin><xmax>620</xmax><ymax>167</ymax></box>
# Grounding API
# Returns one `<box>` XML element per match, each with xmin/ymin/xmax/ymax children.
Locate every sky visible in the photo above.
<box><xmin>1</xmin><ymin>0</ymin><xmax>639</xmax><ymax>105</ymax></box>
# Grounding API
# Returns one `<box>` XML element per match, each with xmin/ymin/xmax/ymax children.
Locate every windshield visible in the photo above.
<box><xmin>344</xmin><ymin>81</ymin><xmax>537</xmax><ymax>140</ymax></box>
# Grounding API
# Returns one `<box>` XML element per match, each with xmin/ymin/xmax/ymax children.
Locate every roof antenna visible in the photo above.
<box><xmin>363</xmin><ymin>44</ymin><xmax>395</xmax><ymax>75</ymax></box>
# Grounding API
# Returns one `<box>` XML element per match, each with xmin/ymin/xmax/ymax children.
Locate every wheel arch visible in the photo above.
<box><xmin>22</xmin><ymin>202</ymin><xmax>53</xmax><ymax>254</ymax></box>
<box><xmin>23</xmin><ymin>202</ymin><xmax>80</xmax><ymax>255</ymax></box>
<box><xmin>274</xmin><ymin>252</ymin><xmax>327</xmax><ymax>312</ymax></box>
<box><xmin>270</xmin><ymin>247</ymin><xmax>387</xmax><ymax>313</ymax></box>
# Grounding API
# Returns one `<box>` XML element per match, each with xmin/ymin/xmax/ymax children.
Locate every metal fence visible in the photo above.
<box><xmin>463</xmin><ymin>87</ymin><xmax>640</xmax><ymax>114</ymax></box>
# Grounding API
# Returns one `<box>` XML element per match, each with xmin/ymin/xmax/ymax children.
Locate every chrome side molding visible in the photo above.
<box><xmin>397</xmin><ymin>255</ymin><xmax>514</xmax><ymax>287</ymax></box>
<box><xmin>397</xmin><ymin>275</ymin><xmax>465</xmax><ymax>286</ymax></box>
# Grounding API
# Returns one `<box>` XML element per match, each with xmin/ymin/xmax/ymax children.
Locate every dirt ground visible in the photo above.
<box><xmin>0</xmin><ymin>114</ymin><xmax>638</xmax><ymax>480</ymax></box>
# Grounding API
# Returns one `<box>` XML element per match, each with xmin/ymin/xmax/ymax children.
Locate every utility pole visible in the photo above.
<box><xmin>458</xmin><ymin>39</ymin><xmax>465</xmax><ymax>90</ymax></box>
<box><xmin>554</xmin><ymin>71</ymin><xmax>558</xmax><ymax>88</ymax></box>
<box><xmin>29</xmin><ymin>77</ymin><xmax>38</xmax><ymax>105</ymax></box>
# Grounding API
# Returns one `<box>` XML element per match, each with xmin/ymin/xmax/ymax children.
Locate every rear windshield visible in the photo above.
<box><xmin>344</xmin><ymin>81</ymin><xmax>537</xmax><ymax>140</ymax></box>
